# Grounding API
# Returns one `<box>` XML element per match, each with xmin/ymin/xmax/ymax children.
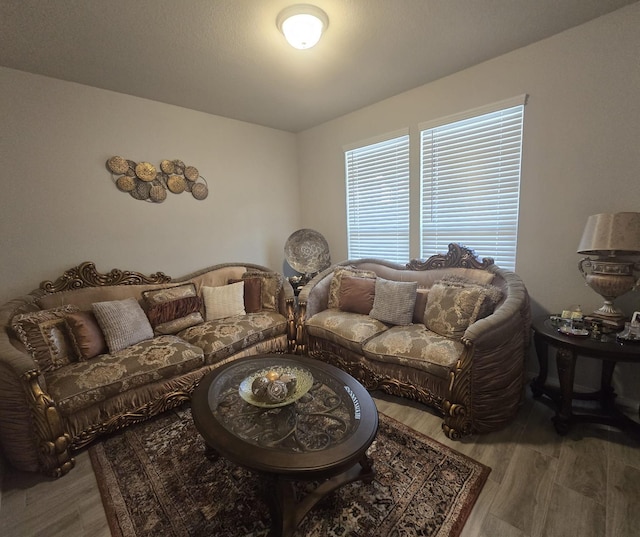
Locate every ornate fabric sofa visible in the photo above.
<box><xmin>297</xmin><ymin>244</ymin><xmax>531</xmax><ymax>439</ymax></box>
<box><xmin>0</xmin><ymin>262</ymin><xmax>295</xmax><ymax>477</ymax></box>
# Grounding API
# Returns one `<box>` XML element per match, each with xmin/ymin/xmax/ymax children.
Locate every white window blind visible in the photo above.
<box><xmin>345</xmin><ymin>133</ymin><xmax>410</xmax><ymax>263</ymax></box>
<box><xmin>420</xmin><ymin>97</ymin><xmax>526</xmax><ymax>270</ymax></box>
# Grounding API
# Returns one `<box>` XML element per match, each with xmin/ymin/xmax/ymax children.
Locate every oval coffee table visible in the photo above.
<box><xmin>191</xmin><ymin>354</ymin><xmax>379</xmax><ymax>537</ymax></box>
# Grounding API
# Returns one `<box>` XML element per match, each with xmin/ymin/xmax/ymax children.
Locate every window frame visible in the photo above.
<box><xmin>419</xmin><ymin>95</ymin><xmax>527</xmax><ymax>270</ymax></box>
<box><xmin>344</xmin><ymin>130</ymin><xmax>411</xmax><ymax>263</ymax></box>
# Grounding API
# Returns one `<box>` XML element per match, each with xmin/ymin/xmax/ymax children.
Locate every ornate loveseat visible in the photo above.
<box><xmin>0</xmin><ymin>262</ymin><xmax>295</xmax><ymax>476</ymax></box>
<box><xmin>297</xmin><ymin>244</ymin><xmax>531</xmax><ymax>439</ymax></box>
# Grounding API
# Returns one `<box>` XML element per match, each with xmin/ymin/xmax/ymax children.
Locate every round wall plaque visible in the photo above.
<box><xmin>284</xmin><ymin>229</ymin><xmax>331</xmax><ymax>274</ymax></box>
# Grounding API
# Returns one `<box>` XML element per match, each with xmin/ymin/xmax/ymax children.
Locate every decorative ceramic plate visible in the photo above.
<box><xmin>135</xmin><ymin>162</ymin><xmax>157</xmax><ymax>182</ymax></box>
<box><xmin>167</xmin><ymin>175</ymin><xmax>186</xmax><ymax>193</ymax></box>
<box><xmin>107</xmin><ymin>156</ymin><xmax>129</xmax><ymax>174</ymax></box>
<box><xmin>149</xmin><ymin>184</ymin><xmax>167</xmax><ymax>202</ymax></box>
<box><xmin>160</xmin><ymin>159</ymin><xmax>175</xmax><ymax>174</ymax></box>
<box><xmin>239</xmin><ymin>366</ymin><xmax>314</xmax><ymax>408</ymax></box>
<box><xmin>172</xmin><ymin>159</ymin><xmax>185</xmax><ymax>173</ymax></box>
<box><xmin>115</xmin><ymin>175</ymin><xmax>135</xmax><ymax>192</ymax></box>
<box><xmin>184</xmin><ymin>166</ymin><xmax>199</xmax><ymax>181</ymax></box>
<box><xmin>284</xmin><ymin>229</ymin><xmax>331</xmax><ymax>274</ymax></box>
<box><xmin>191</xmin><ymin>182</ymin><xmax>208</xmax><ymax>200</ymax></box>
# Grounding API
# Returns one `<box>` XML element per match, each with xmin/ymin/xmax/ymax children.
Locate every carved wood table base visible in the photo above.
<box><xmin>268</xmin><ymin>453</ymin><xmax>375</xmax><ymax>537</ymax></box>
<box><xmin>191</xmin><ymin>355</ymin><xmax>379</xmax><ymax>537</ymax></box>
<box><xmin>531</xmin><ymin>317</ymin><xmax>640</xmax><ymax>437</ymax></box>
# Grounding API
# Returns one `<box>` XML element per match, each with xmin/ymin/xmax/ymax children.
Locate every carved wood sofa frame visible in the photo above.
<box><xmin>0</xmin><ymin>262</ymin><xmax>296</xmax><ymax>477</ymax></box>
<box><xmin>296</xmin><ymin>244</ymin><xmax>531</xmax><ymax>439</ymax></box>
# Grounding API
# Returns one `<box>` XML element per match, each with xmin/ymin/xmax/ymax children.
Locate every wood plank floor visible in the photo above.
<box><xmin>1</xmin><ymin>389</ymin><xmax>638</xmax><ymax>537</ymax></box>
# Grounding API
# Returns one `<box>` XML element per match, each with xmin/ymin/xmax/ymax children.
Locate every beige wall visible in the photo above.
<box><xmin>297</xmin><ymin>4</ymin><xmax>640</xmax><ymax>398</ymax></box>
<box><xmin>0</xmin><ymin>67</ymin><xmax>300</xmax><ymax>304</ymax></box>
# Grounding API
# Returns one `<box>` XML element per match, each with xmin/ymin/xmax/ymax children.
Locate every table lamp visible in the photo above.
<box><xmin>577</xmin><ymin>212</ymin><xmax>640</xmax><ymax>328</ymax></box>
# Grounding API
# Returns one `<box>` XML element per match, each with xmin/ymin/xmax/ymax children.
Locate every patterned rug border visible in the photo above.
<box><xmin>89</xmin><ymin>408</ymin><xmax>490</xmax><ymax>537</ymax></box>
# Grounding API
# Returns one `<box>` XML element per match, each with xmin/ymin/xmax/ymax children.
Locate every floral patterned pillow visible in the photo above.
<box><xmin>424</xmin><ymin>279</ymin><xmax>503</xmax><ymax>339</ymax></box>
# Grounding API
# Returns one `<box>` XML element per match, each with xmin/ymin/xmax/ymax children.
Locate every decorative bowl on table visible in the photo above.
<box><xmin>239</xmin><ymin>366</ymin><xmax>314</xmax><ymax>408</ymax></box>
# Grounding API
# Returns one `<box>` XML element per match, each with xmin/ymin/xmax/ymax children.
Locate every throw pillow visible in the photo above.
<box><xmin>65</xmin><ymin>310</ymin><xmax>108</xmax><ymax>360</ymax></box>
<box><xmin>143</xmin><ymin>283</ymin><xmax>203</xmax><ymax>335</ymax></box>
<box><xmin>229</xmin><ymin>277</ymin><xmax>263</xmax><ymax>313</ymax></box>
<box><xmin>11</xmin><ymin>305</ymin><xmax>79</xmax><ymax>372</ymax></box>
<box><xmin>146</xmin><ymin>296</ymin><xmax>203</xmax><ymax>327</ymax></box>
<box><xmin>154</xmin><ymin>312</ymin><xmax>204</xmax><ymax>335</ymax></box>
<box><xmin>242</xmin><ymin>272</ymin><xmax>283</xmax><ymax>311</ymax></box>
<box><xmin>424</xmin><ymin>280</ymin><xmax>503</xmax><ymax>339</ymax></box>
<box><xmin>338</xmin><ymin>276</ymin><xmax>376</xmax><ymax>315</ymax></box>
<box><xmin>413</xmin><ymin>288</ymin><xmax>429</xmax><ymax>323</ymax></box>
<box><xmin>92</xmin><ymin>298</ymin><xmax>154</xmax><ymax>353</ymax></box>
<box><xmin>328</xmin><ymin>267</ymin><xmax>377</xmax><ymax>309</ymax></box>
<box><xmin>202</xmin><ymin>282</ymin><xmax>246</xmax><ymax>321</ymax></box>
<box><xmin>369</xmin><ymin>278</ymin><xmax>418</xmax><ymax>326</ymax></box>
<box><xmin>142</xmin><ymin>283</ymin><xmax>197</xmax><ymax>306</ymax></box>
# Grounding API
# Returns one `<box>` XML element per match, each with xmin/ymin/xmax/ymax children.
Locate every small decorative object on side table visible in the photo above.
<box><xmin>530</xmin><ymin>316</ymin><xmax>640</xmax><ymax>437</ymax></box>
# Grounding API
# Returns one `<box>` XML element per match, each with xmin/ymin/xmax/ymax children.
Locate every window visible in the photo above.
<box><xmin>345</xmin><ymin>132</ymin><xmax>410</xmax><ymax>263</ymax></box>
<box><xmin>420</xmin><ymin>96</ymin><xmax>526</xmax><ymax>270</ymax></box>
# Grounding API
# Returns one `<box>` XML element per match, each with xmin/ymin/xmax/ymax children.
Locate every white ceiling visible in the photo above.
<box><xmin>1</xmin><ymin>0</ymin><xmax>636</xmax><ymax>132</ymax></box>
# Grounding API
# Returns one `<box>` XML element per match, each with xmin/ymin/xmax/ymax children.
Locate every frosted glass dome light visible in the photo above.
<box><xmin>277</xmin><ymin>5</ymin><xmax>329</xmax><ymax>50</ymax></box>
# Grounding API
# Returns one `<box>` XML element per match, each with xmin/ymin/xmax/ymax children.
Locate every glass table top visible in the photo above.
<box><xmin>206</xmin><ymin>356</ymin><xmax>364</xmax><ymax>453</ymax></box>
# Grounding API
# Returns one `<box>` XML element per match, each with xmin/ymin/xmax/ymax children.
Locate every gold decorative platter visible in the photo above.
<box><xmin>184</xmin><ymin>166</ymin><xmax>199</xmax><ymax>181</ymax></box>
<box><xmin>239</xmin><ymin>366</ymin><xmax>314</xmax><ymax>408</ymax></box>
<box><xmin>107</xmin><ymin>156</ymin><xmax>129</xmax><ymax>174</ymax></box>
<box><xmin>135</xmin><ymin>162</ymin><xmax>157</xmax><ymax>182</ymax></box>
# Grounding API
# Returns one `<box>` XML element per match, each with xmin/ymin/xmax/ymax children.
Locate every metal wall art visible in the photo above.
<box><xmin>106</xmin><ymin>156</ymin><xmax>209</xmax><ymax>202</ymax></box>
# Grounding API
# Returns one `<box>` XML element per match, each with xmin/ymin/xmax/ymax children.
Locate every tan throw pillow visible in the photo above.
<box><xmin>229</xmin><ymin>277</ymin><xmax>263</xmax><ymax>313</ymax></box>
<box><xmin>65</xmin><ymin>310</ymin><xmax>108</xmax><ymax>360</ymax></box>
<box><xmin>202</xmin><ymin>282</ymin><xmax>246</xmax><ymax>321</ymax></box>
<box><xmin>154</xmin><ymin>312</ymin><xmax>204</xmax><ymax>335</ymax></box>
<box><xmin>12</xmin><ymin>305</ymin><xmax>79</xmax><ymax>372</ymax></box>
<box><xmin>369</xmin><ymin>278</ymin><xmax>418</xmax><ymax>326</ymax></box>
<box><xmin>338</xmin><ymin>276</ymin><xmax>376</xmax><ymax>315</ymax></box>
<box><xmin>328</xmin><ymin>267</ymin><xmax>377</xmax><ymax>309</ymax></box>
<box><xmin>142</xmin><ymin>283</ymin><xmax>197</xmax><ymax>306</ymax></box>
<box><xmin>424</xmin><ymin>280</ymin><xmax>503</xmax><ymax>339</ymax></box>
<box><xmin>242</xmin><ymin>272</ymin><xmax>283</xmax><ymax>311</ymax></box>
<box><xmin>92</xmin><ymin>298</ymin><xmax>154</xmax><ymax>353</ymax></box>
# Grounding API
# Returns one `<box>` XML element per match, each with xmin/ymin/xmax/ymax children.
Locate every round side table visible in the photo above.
<box><xmin>530</xmin><ymin>316</ymin><xmax>640</xmax><ymax>436</ymax></box>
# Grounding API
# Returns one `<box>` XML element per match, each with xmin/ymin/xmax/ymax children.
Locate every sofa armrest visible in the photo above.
<box><xmin>462</xmin><ymin>268</ymin><xmax>530</xmax><ymax>348</ymax></box>
<box><xmin>279</xmin><ymin>279</ymin><xmax>297</xmax><ymax>352</ymax></box>
<box><xmin>296</xmin><ymin>269</ymin><xmax>334</xmax><ymax>353</ymax></box>
<box><xmin>0</xmin><ymin>298</ymin><xmax>75</xmax><ymax>476</ymax></box>
<box><xmin>0</xmin><ymin>340</ymin><xmax>75</xmax><ymax>476</ymax></box>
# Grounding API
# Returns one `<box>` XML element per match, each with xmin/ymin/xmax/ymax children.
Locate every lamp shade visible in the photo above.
<box><xmin>577</xmin><ymin>212</ymin><xmax>640</xmax><ymax>256</ymax></box>
<box><xmin>277</xmin><ymin>4</ymin><xmax>328</xmax><ymax>49</ymax></box>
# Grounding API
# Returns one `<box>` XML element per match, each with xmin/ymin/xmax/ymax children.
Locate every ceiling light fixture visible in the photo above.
<box><xmin>276</xmin><ymin>4</ymin><xmax>329</xmax><ymax>50</ymax></box>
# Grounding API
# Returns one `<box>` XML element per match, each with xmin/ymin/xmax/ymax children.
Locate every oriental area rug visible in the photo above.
<box><xmin>89</xmin><ymin>406</ymin><xmax>490</xmax><ymax>537</ymax></box>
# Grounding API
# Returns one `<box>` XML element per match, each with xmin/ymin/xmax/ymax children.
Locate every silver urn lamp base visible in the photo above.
<box><xmin>578</xmin><ymin>257</ymin><xmax>638</xmax><ymax>328</ymax></box>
